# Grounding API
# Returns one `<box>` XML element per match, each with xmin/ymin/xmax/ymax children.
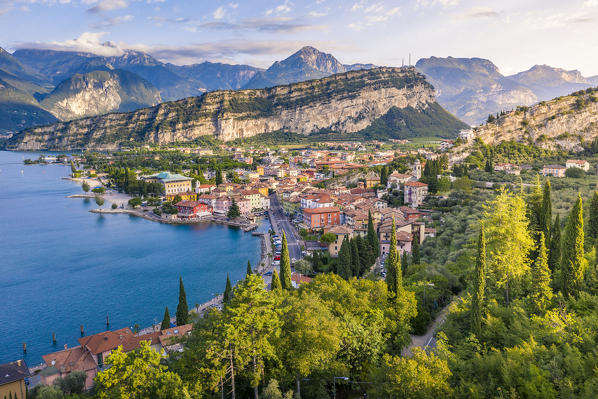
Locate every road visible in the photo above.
<box><xmin>269</xmin><ymin>194</ymin><xmax>303</xmax><ymax>260</ymax></box>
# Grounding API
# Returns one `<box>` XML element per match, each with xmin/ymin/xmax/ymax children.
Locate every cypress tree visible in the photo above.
<box><xmin>589</xmin><ymin>191</ymin><xmax>598</xmax><ymax>243</ymax></box>
<box><xmin>561</xmin><ymin>194</ymin><xmax>587</xmax><ymax>297</ymax></box>
<box><xmin>540</xmin><ymin>180</ymin><xmax>552</xmax><ymax>239</ymax></box>
<box><xmin>350</xmin><ymin>238</ymin><xmax>361</xmax><ymax>277</ymax></box>
<box><xmin>338</xmin><ymin>238</ymin><xmax>352</xmax><ymax>280</ymax></box>
<box><xmin>271</xmin><ymin>269</ymin><xmax>282</xmax><ymax>294</ymax></box>
<box><xmin>367</xmin><ymin>210</ymin><xmax>380</xmax><ymax>260</ymax></box>
<box><xmin>380</xmin><ymin>166</ymin><xmax>388</xmax><ymax>187</ymax></box>
<box><xmin>246</xmin><ymin>260</ymin><xmax>253</xmax><ymax>277</ymax></box>
<box><xmin>160</xmin><ymin>306</ymin><xmax>171</xmax><ymax>330</ymax></box>
<box><xmin>411</xmin><ymin>233</ymin><xmax>421</xmax><ymax>265</ymax></box>
<box><xmin>471</xmin><ymin>227</ymin><xmax>486</xmax><ymax>337</ymax></box>
<box><xmin>531</xmin><ymin>232</ymin><xmax>553</xmax><ymax>313</ymax></box>
<box><xmin>356</xmin><ymin>234</ymin><xmax>370</xmax><ymax>274</ymax></box>
<box><xmin>548</xmin><ymin>215</ymin><xmax>561</xmax><ymax>272</ymax></box>
<box><xmin>223</xmin><ymin>274</ymin><xmax>233</xmax><ymax>304</ymax></box>
<box><xmin>401</xmin><ymin>252</ymin><xmax>409</xmax><ymax>276</ymax></box>
<box><xmin>280</xmin><ymin>232</ymin><xmax>292</xmax><ymax>290</ymax></box>
<box><xmin>385</xmin><ymin>218</ymin><xmax>402</xmax><ymax>294</ymax></box>
<box><xmin>176</xmin><ymin>277</ymin><xmax>189</xmax><ymax>326</ymax></box>
<box><xmin>215</xmin><ymin>167</ymin><xmax>223</xmax><ymax>186</ymax></box>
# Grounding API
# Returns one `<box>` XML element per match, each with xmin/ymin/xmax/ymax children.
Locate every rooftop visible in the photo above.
<box><xmin>0</xmin><ymin>360</ymin><xmax>29</xmax><ymax>386</ymax></box>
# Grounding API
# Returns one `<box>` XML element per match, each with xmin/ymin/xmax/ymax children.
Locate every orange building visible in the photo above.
<box><xmin>302</xmin><ymin>207</ymin><xmax>341</xmax><ymax>229</ymax></box>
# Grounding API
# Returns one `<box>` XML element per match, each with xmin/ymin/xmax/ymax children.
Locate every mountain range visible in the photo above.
<box><xmin>1</xmin><ymin>45</ymin><xmax>598</xmax><ymax>138</ymax></box>
<box><xmin>416</xmin><ymin>57</ymin><xmax>598</xmax><ymax>125</ymax></box>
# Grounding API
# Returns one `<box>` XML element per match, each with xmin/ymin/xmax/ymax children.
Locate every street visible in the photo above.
<box><xmin>269</xmin><ymin>193</ymin><xmax>303</xmax><ymax>260</ymax></box>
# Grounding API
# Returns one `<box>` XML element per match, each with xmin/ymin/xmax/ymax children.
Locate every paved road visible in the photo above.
<box><xmin>269</xmin><ymin>194</ymin><xmax>302</xmax><ymax>260</ymax></box>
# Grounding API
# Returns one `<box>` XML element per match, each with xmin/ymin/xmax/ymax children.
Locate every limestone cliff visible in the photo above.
<box><xmin>9</xmin><ymin>67</ymin><xmax>441</xmax><ymax>150</ymax></box>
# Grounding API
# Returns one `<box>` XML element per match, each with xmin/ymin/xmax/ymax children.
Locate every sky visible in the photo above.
<box><xmin>1</xmin><ymin>0</ymin><xmax>598</xmax><ymax>76</ymax></box>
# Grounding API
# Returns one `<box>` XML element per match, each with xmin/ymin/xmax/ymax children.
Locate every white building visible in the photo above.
<box><xmin>565</xmin><ymin>159</ymin><xmax>590</xmax><ymax>172</ymax></box>
<box><xmin>404</xmin><ymin>181</ymin><xmax>428</xmax><ymax>208</ymax></box>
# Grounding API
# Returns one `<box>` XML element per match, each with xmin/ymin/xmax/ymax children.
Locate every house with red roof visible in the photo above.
<box><xmin>404</xmin><ymin>181</ymin><xmax>428</xmax><ymax>208</ymax></box>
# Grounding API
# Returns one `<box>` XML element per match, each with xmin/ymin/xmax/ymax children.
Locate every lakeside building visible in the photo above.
<box><xmin>176</xmin><ymin>201</ymin><xmax>212</xmax><ymax>218</ymax></box>
<box><xmin>142</xmin><ymin>172</ymin><xmax>193</xmax><ymax>195</ymax></box>
<box><xmin>0</xmin><ymin>360</ymin><xmax>29</xmax><ymax>399</ymax></box>
<box><xmin>541</xmin><ymin>165</ymin><xmax>566</xmax><ymax>178</ymax></box>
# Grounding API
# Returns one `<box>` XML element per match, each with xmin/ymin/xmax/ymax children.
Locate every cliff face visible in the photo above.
<box><xmin>10</xmin><ymin>67</ymin><xmax>438</xmax><ymax>150</ymax></box>
<box><xmin>464</xmin><ymin>88</ymin><xmax>598</xmax><ymax>152</ymax></box>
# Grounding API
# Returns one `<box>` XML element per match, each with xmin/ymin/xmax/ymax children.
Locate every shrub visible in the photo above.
<box><xmin>565</xmin><ymin>167</ymin><xmax>585</xmax><ymax>178</ymax></box>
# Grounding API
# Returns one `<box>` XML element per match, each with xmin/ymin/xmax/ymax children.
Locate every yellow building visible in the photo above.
<box><xmin>326</xmin><ymin>226</ymin><xmax>354</xmax><ymax>257</ymax></box>
<box><xmin>142</xmin><ymin>172</ymin><xmax>193</xmax><ymax>195</ymax></box>
<box><xmin>256</xmin><ymin>166</ymin><xmax>265</xmax><ymax>176</ymax></box>
<box><xmin>166</xmin><ymin>192</ymin><xmax>197</xmax><ymax>202</ymax></box>
<box><xmin>0</xmin><ymin>360</ymin><xmax>29</xmax><ymax>399</ymax></box>
<box><xmin>242</xmin><ymin>190</ymin><xmax>262</xmax><ymax>210</ymax></box>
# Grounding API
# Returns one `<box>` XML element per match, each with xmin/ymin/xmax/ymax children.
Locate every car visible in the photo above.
<box><xmin>264</xmin><ymin>271</ymin><xmax>273</xmax><ymax>276</ymax></box>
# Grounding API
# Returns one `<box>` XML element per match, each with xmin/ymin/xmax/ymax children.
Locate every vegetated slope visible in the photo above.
<box><xmin>8</xmin><ymin>67</ymin><xmax>458</xmax><ymax>150</ymax></box>
<box><xmin>39</xmin><ymin>69</ymin><xmax>161</xmax><ymax>121</ymax></box>
<box><xmin>452</xmin><ymin>88</ymin><xmax>598</xmax><ymax>159</ymax></box>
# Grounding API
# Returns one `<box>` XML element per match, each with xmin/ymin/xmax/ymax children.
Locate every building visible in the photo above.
<box><xmin>291</xmin><ymin>273</ymin><xmax>313</xmax><ymax>288</ymax></box>
<box><xmin>411</xmin><ymin>159</ymin><xmax>422</xmax><ymax>180</ymax></box>
<box><xmin>300</xmin><ymin>193</ymin><xmax>335</xmax><ymax>209</ymax></box>
<box><xmin>166</xmin><ymin>191</ymin><xmax>197</xmax><ymax>202</ymax></box>
<box><xmin>566</xmin><ymin>159</ymin><xmax>590</xmax><ymax>171</ymax></box>
<box><xmin>0</xmin><ymin>360</ymin><xmax>29</xmax><ymax>399</ymax></box>
<box><xmin>325</xmin><ymin>225</ymin><xmax>354</xmax><ymax>256</ymax></box>
<box><xmin>158</xmin><ymin>324</ymin><xmax>193</xmax><ymax>353</ymax></box>
<box><xmin>541</xmin><ymin>165</ymin><xmax>566</xmax><ymax>178</ymax></box>
<box><xmin>364</xmin><ymin>171</ymin><xmax>380</xmax><ymax>188</ymax></box>
<box><xmin>404</xmin><ymin>181</ymin><xmax>428</xmax><ymax>207</ymax></box>
<box><xmin>302</xmin><ymin>207</ymin><xmax>341</xmax><ymax>229</ymax></box>
<box><xmin>380</xmin><ymin>231</ymin><xmax>413</xmax><ymax>256</ymax></box>
<box><xmin>176</xmin><ymin>200</ymin><xmax>212</xmax><ymax>218</ymax></box>
<box><xmin>41</xmin><ymin>346</ymin><xmax>98</xmax><ymax>389</ymax></box>
<box><xmin>387</xmin><ymin>171</ymin><xmax>412</xmax><ymax>188</ymax></box>
<box><xmin>142</xmin><ymin>172</ymin><xmax>193</xmax><ymax>195</ymax></box>
<box><xmin>458</xmin><ymin>129</ymin><xmax>474</xmax><ymax>141</ymax></box>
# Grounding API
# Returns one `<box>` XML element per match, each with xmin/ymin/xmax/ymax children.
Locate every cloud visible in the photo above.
<box><xmin>87</xmin><ymin>0</ymin><xmax>127</xmax><ymax>13</ymax></box>
<box><xmin>91</xmin><ymin>14</ymin><xmax>133</xmax><ymax>28</ymax></box>
<box><xmin>16</xmin><ymin>31</ymin><xmax>125</xmax><ymax>56</ymax></box>
<box><xmin>348</xmin><ymin>2</ymin><xmax>400</xmax><ymax>30</ymax></box>
<box><xmin>213</xmin><ymin>6</ymin><xmax>225</xmax><ymax>20</ymax></box>
<box><xmin>265</xmin><ymin>0</ymin><xmax>292</xmax><ymax>16</ymax></box>
<box><xmin>457</xmin><ymin>7</ymin><xmax>500</xmax><ymax>20</ymax></box>
<box><xmin>308</xmin><ymin>11</ymin><xmax>327</xmax><ymax>17</ymax></box>
<box><xmin>188</xmin><ymin>17</ymin><xmax>327</xmax><ymax>33</ymax></box>
<box><xmin>416</xmin><ymin>0</ymin><xmax>459</xmax><ymax>8</ymax></box>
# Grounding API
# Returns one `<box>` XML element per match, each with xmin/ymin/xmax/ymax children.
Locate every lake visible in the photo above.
<box><xmin>0</xmin><ymin>151</ymin><xmax>264</xmax><ymax>364</ymax></box>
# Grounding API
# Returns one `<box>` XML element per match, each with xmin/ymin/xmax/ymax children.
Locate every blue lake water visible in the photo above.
<box><xmin>0</xmin><ymin>151</ymin><xmax>264</xmax><ymax>365</ymax></box>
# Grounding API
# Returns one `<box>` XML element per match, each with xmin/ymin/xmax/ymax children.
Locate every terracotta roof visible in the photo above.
<box><xmin>405</xmin><ymin>181</ymin><xmax>428</xmax><ymax>187</ymax></box>
<box><xmin>543</xmin><ymin>164</ymin><xmax>565</xmax><ymax>169</ymax></box>
<box><xmin>326</xmin><ymin>225</ymin><xmax>354</xmax><ymax>235</ymax></box>
<box><xmin>78</xmin><ymin>328</ymin><xmax>134</xmax><ymax>355</ymax></box>
<box><xmin>302</xmin><ymin>207</ymin><xmax>340</xmax><ymax>214</ymax></box>
<box><xmin>0</xmin><ymin>360</ymin><xmax>29</xmax><ymax>386</ymax></box>
<box><xmin>42</xmin><ymin>346</ymin><xmax>96</xmax><ymax>374</ymax></box>
<box><xmin>159</xmin><ymin>324</ymin><xmax>193</xmax><ymax>346</ymax></box>
<box><xmin>176</xmin><ymin>200</ymin><xmax>205</xmax><ymax>207</ymax></box>
<box><xmin>120</xmin><ymin>332</ymin><xmax>161</xmax><ymax>353</ymax></box>
<box><xmin>291</xmin><ymin>273</ymin><xmax>313</xmax><ymax>284</ymax></box>
<box><xmin>566</xmin><ymin>159</ymin><xmax>588</xmax><ymax>164</ymax></box>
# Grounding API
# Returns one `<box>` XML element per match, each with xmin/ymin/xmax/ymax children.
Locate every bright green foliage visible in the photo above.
<box><xmin>368</xmin><ymin>350</ymin><xmax>452</xmax><ymax>399</ymax></box>
<box><xmin>540</xmin><ymin>180</ymin><xmax>552</xmax><ymax>239</ymax></box>
<box><xmin>176</xmin><ymin>277</ymin><xmax>189</xmax><ymax>326</ymax></box>
<box><xmin>561</xmin><ymin>194</ymin><xmax>587</xmax><ymax>297</ymax></box>
<box><xmin>223</xmin><ymin>274</ymin><xmax>232</xmax><ymax>304</ymax></box>
<box><xmin>530</xmin><ymin>233</ymin><xmax>553</xmax><ymax>313</ymax></box>
<box><xmin>31</xmin><ymin>385</ymin><xmax>64</xmax><ymax>399</ymax></box>
<box><xmin>246</xmin><ymin>260</ymin><xmax>252</xmax><ymax>277</ymax></box>
<box><xmin>261</xmin><ymin>380</ymin><xmax>293</xmax><ymax>399</ymax></box>
<box><xmin>270</xmin><ymin>269</ymin><xmax>282</xmax><ymax>294</ymax></box>
<box><xmin>280</xmin><ymin>232</ymin><xmax>292</xmax><ymax>289</ymax></box>
<box><xmin>95</xmin><ymin>341</ymin><xmax>190</xmax><ymax>399</ymax></box>
<box><xmin>548</xmin><ymin>215</ymin><xmax>561</xmax><ymax>272</ymax></box>
<box><xmin>337</xmin><ymin>237</ymin><xmax>352</xmax><ymax>280</ymax></box>
<box><xmin>319</xmin><ymin>232</ymin><xmax>336</xmax><ymax>244</ymax></box>
<box><xmin>350</xmin><ymin>238</ymin><xmax>361</xmax><ymax>277</ymax></box>
<box><xmin>471</xmin><ymin>227</ymin><xmax>486</xmax><ymax>337</ymax></box>
<box><xmin>227</xmin><ymin>199</ymin><xmax>240</xmax><ymax>218</ymax></box>
<box><xmin>483</xmin><ymin>188</ymin><xmax>534</xmax><ymax>304</ymax></box>
<box><xmin>367</xmin><ymin>210</ymin><xmax>380</xmax><ymax>259</ymax></box>
<box><xmin>161</xmin><ymin>306</ymin><xmax>170</xmax><ymax>330</ymax></box>
<box><xmin>386</xmin><ymin>218</ymin><xmax>402</xmax><ymax>294</ymax></box>
<box><xmin>589</xmin><ymin>191</ymin><xmax>598</xmax><ymax>244</ymax></box>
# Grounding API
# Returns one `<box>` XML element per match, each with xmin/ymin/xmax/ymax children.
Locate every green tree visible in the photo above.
<box><xmin>81</xmin><ymin>182</ymin><xmax>90</xmax><ymax>192</ymax></box>
<box><xmin>548</xmin><ymin>215</ymin><xmax>561</xmax><ymax>272</ymax></box>
<box><xmin>453</xmin><ymin>176</ymin><xmax>472</xmax><ymax>194</ymax></box>
<box><xmin>589</xmin><ymin>191</ymin><xmax>598</xmax><ymax>244</ymax></box>
<box><xmin>380</xmin><ymin>166</ymin><xmax>389</xmax><ymax>187</ymax></box>
<box><xmin>561</xmin><ymin>194</ymin><xmax>587</xmax><ymax>297</ymax></box>
<box><xmin>319</xmin><ymin>232</ymin><xmax>336</xmax><ymax>245</ymax></box>
<box><xmin>540</xmin><ymin>180</ymin><xmax>552</xmax><ymax>239</ymax></box>
<box><xmin>350</xmin><ymin>238</ymin><xmax>361</xmax><ymax>277</ymax></box>
<box><xmin>401</xmin><ymin>252</ymin><xmax>409</xmax><ymax>276</ymax></box>
<box><xmin>215</xmin><ymin>167</ymin><xmax>223</xmax><ymax>186</ymax></box>
<box><xmin>280</xmin><ymin>232</ymin><xmax>292</xmax><ymax>290</ymax></box>
<box><xmin>471</xmin><ymin>227</ymin><xmax>486</xmax><ymax>337</ymax></box>
<box><xmin>176</xmin><ymin>277</ymin><xmax>189</xmax><ymax>326</ymax></box>
<box><xmin>386</xmin><ymin>218</ymin><xmax>402</xmax><ymax>294</ymax></box>
<box><xmin>412</xmin><ymin>233</ymin><xmax>421</xmax><ymax>265</ymax></box>
<box><xmin>227</xmin><ymin>199</ymin><xmax>241</xmax><ymax>219</ymax></box>
<box><xmin>53</xmin><ymin>371</ymin><xmax>86</xmax><ymax>395</ymax></box>
<box><xmin>530</xmin><ymin>232</ymin><xmax>553</xmax><ymax>313</ymax></box>
<box><xmin>271</xmin><ymin>269</ymin><xmax>282</xmax><ymax>294</ymax></box>
<box><xmin>70</xmin><ymin>160</ymin><xmax>76</xmax><ymax>174</ymax></box>
<box><xmin>246</xmin><ymin>260</ymin><xmax>253</xmax><ymax>277</ymax></box>
<box><xmin>356</xmin><ymin>234</ymin><xmax>371</xmax><ymax>274</ymax></box>
<box><xmin>224</xmin><ymin>274</ymin><xmax>233</xmax><ymax>303</ymax></box>
<box><xmin>161</xmin><ymin>306</ymin><xmax>171</xmax><ymax>330</ymax></box>
<box><xmin>95</xmin><ymin>196</ymin><xmax>104</xmax><ymax>206</ymax></box>
<box><xmin>337</xmin><ymin>237</ymin><xmax>352</xmax><ymax>280</ymax></box>
<box><xmin>95</xmin><ymin>341</ymin><xmax>190</xmax><ymax>399</ymax></box>
<box><xmin>367</xmin><ymin>210</ymin><xmax>380</xmax><ymax>260</ymax></box>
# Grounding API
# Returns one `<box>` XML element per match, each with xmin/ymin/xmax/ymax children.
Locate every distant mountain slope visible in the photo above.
<box><xmin>166</xmin><ymin>61</ymin><xmax>262</xmax><ymax>91</ymax></box>
<box><xmin>417</xmin><ymin>57</ymin><xmax>598</xmax><ymax>126</ymax></box>
<box><xmin>7</xmin><ymin>67</ymin><xmax>459</xmax><ymax>150</ymax></box>
<box><xmin>457</xmin><ymin>88</ymin><xmax>598</xmax><ymax>154</ymax></box>
<box><xmin>39</xmin><ymin>69</ymin><xmax>161</xmax><ymax>121</ymax></box>
<box><xmin>0</xmin><ymin>78</ymin><xmax>57</xmax><ymax>135</ymax></box>
<box><xmin>242</xmin><ymin>46</ymin><xmax>374</xmax><ymax>89</ymax></box>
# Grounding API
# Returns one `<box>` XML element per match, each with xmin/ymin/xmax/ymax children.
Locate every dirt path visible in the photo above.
<box><xmin>401</xmin><ymin>297</ymin><xmax>456</xmax><ymax>357</ymax></box>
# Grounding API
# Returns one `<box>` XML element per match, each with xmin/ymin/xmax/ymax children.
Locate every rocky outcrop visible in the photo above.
<box><xmin>9</xmin><ymin>67</ymin><xmax>438</xmax><ymax>150</ymax></box>
<box><xmin>457</xmin><ymin>88</ymin><xmax>598</xmax><ymax>153</ymax></box>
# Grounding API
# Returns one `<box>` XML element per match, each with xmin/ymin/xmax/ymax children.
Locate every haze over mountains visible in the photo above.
<box><xmin>1</xmin><ymin>45</ymin><xmax>597</xmax><ymax>136</ymax></box>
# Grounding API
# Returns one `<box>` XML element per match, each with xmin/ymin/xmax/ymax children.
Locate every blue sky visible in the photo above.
<box><xmin>1</xmin><ymin>0</ymin><xmax>598</xmax><ymax>75</ymax></box>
